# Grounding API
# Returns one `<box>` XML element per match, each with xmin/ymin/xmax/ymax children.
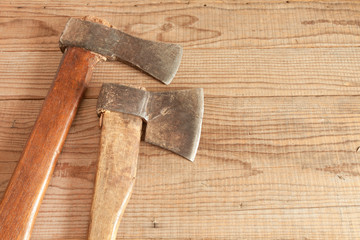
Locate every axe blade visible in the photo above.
<box><xmin>59</xmin><ymin>18</ymin><xmax>183</xmax><ymax>85</ymax></box>
<box><xmin>97</xmin><ymin>83</ymin><xmax>204</xmax><ymax>161</ymax></box>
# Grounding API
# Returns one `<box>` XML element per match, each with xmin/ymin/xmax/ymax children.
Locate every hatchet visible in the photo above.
<box><xmin>0</xmin><ymin>17</ymin><xmax>182</xmax><ymax>240</ymax></box>
<box><xmin>88</xmin><ymin>83</ymin><xmax>203</xmax><ymax>240</ymax></box>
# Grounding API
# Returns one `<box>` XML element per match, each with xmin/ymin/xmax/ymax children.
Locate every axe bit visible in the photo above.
<box><xmin>0</xmin><ymin>17</ymin><xmax>182</xmax><ymax>240</ymax></box>
<box><xmin>88</xmin><ymin>83</ymin><xmax>204</xmax><ymax>240</ymax></box>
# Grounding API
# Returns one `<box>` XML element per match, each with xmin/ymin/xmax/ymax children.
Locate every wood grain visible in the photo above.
<box><xmin>1</xmin><ymin>95</ymin><xmax>360</xmax><ymax>239</ymax></box>
<box><xmin>3</xmin><ymin>1</ymin><xmax>360</xmax><ymax>51</ymax></box>
<box><xmin>0</xmin><ymin>47</ymin><xmax>100</xmax><ymax>239</ymax></box>
<box><xmin>89</xmin><ymin>111</ymin><xmax>142</xmax><ymax>240</ymax></box>
<box><xmin>1</xmin><ymin>0</ymin><xmax>360</xmax><ymax>239</ymax></box>
<box><xmin>2</xmin><ymin>47</ymin><xmax>360</xmax><ymax>100</ymax></box>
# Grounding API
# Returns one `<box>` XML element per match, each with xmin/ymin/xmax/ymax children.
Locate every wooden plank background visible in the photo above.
<box><xmin>1</xmin><ymin>0</ymin><xmax>360</xmax><ymax>239</ymax></box>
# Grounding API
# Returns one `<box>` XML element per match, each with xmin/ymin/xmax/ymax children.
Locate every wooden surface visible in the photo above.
<box><xmin>89</xmin><ymin>111</ymin><xmax>142</xmax><ymax>240</ymax></box>
<box><xmin>1</xmin><ymin>0</ymin><xmax>360</xmax><ymax>239</ymax></box>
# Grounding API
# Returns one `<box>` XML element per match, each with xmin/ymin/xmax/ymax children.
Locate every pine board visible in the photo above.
<box><xmin>3</xmin><ymin>1</ymin><xmax>360</xmax><ymax>50</ymax></box>
<box><xmin>2</xmin><ymin>47</ymin><xmax>360</xmax><ymax>100</ymax></box>
<box><xmin>1</xmin><ymin>96</ymin><xmax>360</xmax><ymax>239</ymax></box>
<box><xmin>1</xmin><ymin>0</ymin><xmax>360</xmax><ymax>239</ymax></box>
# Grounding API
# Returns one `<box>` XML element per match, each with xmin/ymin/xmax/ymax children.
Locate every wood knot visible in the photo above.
<box><xmin>161</xmin><ymin>23</ymin><xmax>174</xmax><ymax>32</ymax></box>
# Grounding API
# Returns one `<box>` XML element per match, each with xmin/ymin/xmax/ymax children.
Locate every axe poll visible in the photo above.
<box><xmin>0</xmin><ymin>17</ymin><xmax>182</xmax><ymax>239</ymax></box>
<box><xmin>88</xmin><ymin>83</ymin><xmax>204</xmax><ymax>240</ymax></box>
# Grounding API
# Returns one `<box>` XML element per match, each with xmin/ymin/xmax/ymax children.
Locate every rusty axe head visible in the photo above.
<box><xmin>96</xmin><ymin>83</ymin><xmax>204</xmax><ymax>161</ymax></box>
<box><xmin>59</xmin><ymin>18</ymin><xmax>183</xmax><ymax>84</ymax></box>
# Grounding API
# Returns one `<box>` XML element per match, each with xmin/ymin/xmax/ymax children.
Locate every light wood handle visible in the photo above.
<box><xmin>0</xmin><ymin>47</ymin><xmax>101</xmax><ymax>240</ymax></box>
<box><xmin>88</xmin><ymin>111</ymin><xmax>142</xmax><ymax>240</ymax></box>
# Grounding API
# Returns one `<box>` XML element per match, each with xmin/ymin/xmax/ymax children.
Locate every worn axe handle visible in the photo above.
<box><xmin>0</xmin><ymin>47</ymin><xmax>101</xmax><ymax>240</ymax></box>
<box><xmin>88</xmin><ymin>111</ymin><xmax>142</xmax><ymax>240</ymax></box>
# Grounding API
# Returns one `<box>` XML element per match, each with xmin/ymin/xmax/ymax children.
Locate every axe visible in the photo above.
<box><xmin>0</xmin><ymin>17</ymin><xmax>182</xmax><ymax>239</ymax></box>
<box><xmin>88</xmin><ymin>83</ymin><xmax>203</xmax><ymax>240</ymax></box>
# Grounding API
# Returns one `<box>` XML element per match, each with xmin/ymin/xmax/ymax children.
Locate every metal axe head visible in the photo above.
<box><xmin>59</xmin><ymin>18</ymin><xmax>183</xmax><ymax>85</ymax></box>
<box><xmin>97</xmin><ymin>83</ymin><xmax>204</xmax><ymax>161</ymax></box>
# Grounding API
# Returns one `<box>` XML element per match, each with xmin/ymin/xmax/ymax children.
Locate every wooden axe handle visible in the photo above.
<box><xmin>0</xmin><ymin>47</ymin><xmax>101</xmax><ymax>240</ymax></box>
<box><xmin>88</xmin><ymin>111</ymin><xmax>142</xmax><ymax>240</ymax></box>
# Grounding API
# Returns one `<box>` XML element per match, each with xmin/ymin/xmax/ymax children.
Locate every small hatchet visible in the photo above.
<box><xmin>0</xmin><ymin>17</ymin><xmax>182</xmax><ymax>239</ymax></box>
<box><xmin>88</xmin><ymin>83</ymin><xmax>203</xmax><ymax>240</ymax></box>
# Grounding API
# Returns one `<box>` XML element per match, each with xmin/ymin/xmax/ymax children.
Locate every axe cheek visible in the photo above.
<box><xmin>96</xmin><ymin>84</ymin><xmax>204</xmax><ymax>161</ymax></box>
<box><xmin>60</xmin><ymin>18</ymin><xmax>183</xmax><ymax>84</ymax></box>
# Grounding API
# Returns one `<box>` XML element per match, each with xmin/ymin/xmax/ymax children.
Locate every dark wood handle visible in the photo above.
<box><xmin>0</xmin><ymin>47</ymin><xmax>101</xmax><ymax>240</ymax></box>
<box><xmin>88</xmin><ymin>111</ymin><xmax>142</xmax><ymax>240</ymax></box>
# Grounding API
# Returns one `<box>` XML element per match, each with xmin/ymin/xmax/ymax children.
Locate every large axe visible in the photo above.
<box><xmin>89</xmin><ymin>83</ymin><xmax>204</xmax><ymax>240</ymax></box>
<box><xmin>0</xmin><ymin>17</ymin><xmax>182</xmax><ymax>239</ymax></box>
